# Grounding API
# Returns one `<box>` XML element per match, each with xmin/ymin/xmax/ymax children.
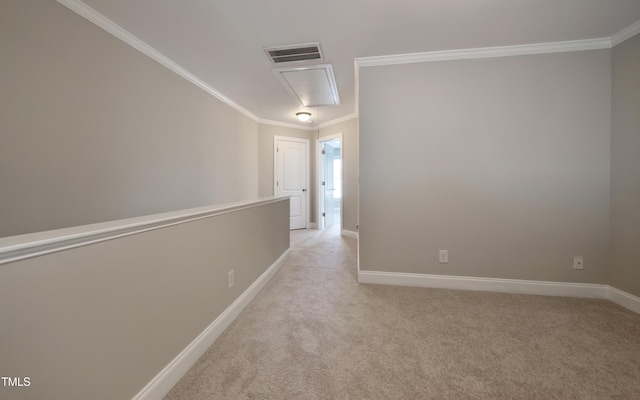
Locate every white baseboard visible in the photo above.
<box><xmin>357</xmin><ymin>271</ymin><xmax>607</xmax><ymax>298</ymax></box>
<box><xmin>132</xmin><ymin>248</ymin><xmax>291</xmax><ymax>400</ymax></box>
<box><xmin>358</xmin><ymin>270</ymin><xmax>640</xmax><ymax>314</ymax></box>
<box><xmin>341</xmin><ymin>229</ymin><xmax>358</xmax><ymax>239</ymax></box>
<box><xmin>608</xmin><ymin>286</ymin><xmax>640</xmax><ymax>314</ymax></box>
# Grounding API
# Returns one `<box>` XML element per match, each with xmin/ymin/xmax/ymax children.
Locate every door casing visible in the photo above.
<box><xmin>316</xmin><ymin>133</ymin><xmax>343</xmax><ymax>230</ymax></box>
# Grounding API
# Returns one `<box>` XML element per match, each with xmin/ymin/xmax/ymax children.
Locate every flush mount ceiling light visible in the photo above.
<box><xmin>296</xmin><ymin>112</ymin><xmax>311</xmax><ymax>122</ymax></box>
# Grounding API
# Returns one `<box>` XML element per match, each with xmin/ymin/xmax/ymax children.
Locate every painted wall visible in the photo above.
<box><xmin>610</xmin><ymin>33</ymin><xmax>640</xmax><ymax>297</ymax></box>
<box><xmin>359</xmin><ymin>50</ymin><xmax>611</xmax><ymax>284</ymax></box>
<box><xmin>0</xmin><ymin>199</ymin><xmax>290</xmax><ymax>400</ymax></box>
<box><xmin>319</xmin><ymin>118</ymin><xmax>359</xmax><ymax>232</ymax></box>
<box><xmin>0</xmin><ymin>0</ymin><xmax>258</xmax><ymax>238</ymax></box>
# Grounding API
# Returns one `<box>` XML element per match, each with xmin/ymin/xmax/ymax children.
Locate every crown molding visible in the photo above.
<box><xmin>259</xmin><ymin>118</ymin><xmax>316</xmax><ymax>131</ymax></box>
<box><xmin>318</xmin><ymin>113</ymin><xmax>358</xmax><ymax>129</ymax></box>
<box><xmin>611</xmin><ymin>19</ymin><xmax>640</xmax><ymax>47</ymax></box>
<box><xmin>355</xmin><ymin>38</ymin><xmax>612</xmax><ymax>68</ymax></box>
<box><xmin>56</xmin><ymin>0</ymin><xmax>639</xmax><ymax>124</ymax></box>
<box><xmin>259</xmin><ymin>113</ymin><xmax>358</xmax><ymax>131</ymax></box>
<box><xmin>56</xmin><ymin>0</ymin><xmax>261</xmax><ymax>123</ymax></box>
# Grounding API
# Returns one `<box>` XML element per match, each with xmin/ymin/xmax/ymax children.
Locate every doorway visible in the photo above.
<box><xmin>274</xmin><ymin>136</ymin><xmax>309</xmax><ymax>230</ymax></box>
<box><xmin>317</xmin><ymin>134</ymin><xmax>342</xmax><ymax>231</ymax></box>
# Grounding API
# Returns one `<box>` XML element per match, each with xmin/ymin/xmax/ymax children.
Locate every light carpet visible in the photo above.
<box><xmin>165</xmin><ymin>227</ymin><xmax>640</xmax><ymax>399</ymax></box>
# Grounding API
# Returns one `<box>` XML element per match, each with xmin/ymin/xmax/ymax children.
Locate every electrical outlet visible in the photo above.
<box><xmin>227</xmin><ymin>270</ymin><xmax>234</xmax><ymax>289</ymax></box>
<box><xmin>439</xmin><ymin>250</ymin><xmax>448</xmax><ymax>264</ymax></box>
<box><xmin>573</xmin><ymin>256</ymin><xmax>584</xmax><ymax>270</ymax></box>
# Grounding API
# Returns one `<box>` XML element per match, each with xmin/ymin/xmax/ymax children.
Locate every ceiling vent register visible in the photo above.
<box><xmin>264</xmin><ymin>43</ymin><xmax>323</xmax><ymax>64</ymax></box>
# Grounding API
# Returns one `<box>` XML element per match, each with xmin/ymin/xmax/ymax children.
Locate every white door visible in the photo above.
<box><xmin>275</xmin><ymin>137</ymin><xmax>308</xmax><ymax>230</ymax></box>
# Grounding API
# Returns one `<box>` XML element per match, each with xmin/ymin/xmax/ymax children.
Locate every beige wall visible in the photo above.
<box><xmin>0</xmin><ymin>199</ymin><xmax>290</xmax><ymax>400</ymax></box>
<box><xmin>359</xmin><ymin>50</ymin><xmax>612</xmax><ymax>283</ymax></box>
<box><xmin>0</xmin><ymin>0</ymin><xmax>259</xmax><ymax>238</ymax></box>
<box><xmin>319</xmin><ymin>118</ymin><xmax>359</xmax><ymax>232</ymax></box>
<box><xmin>610</xmin><ymin>33</ymin><xmax>640</xmax><ymax>297</ymax></box>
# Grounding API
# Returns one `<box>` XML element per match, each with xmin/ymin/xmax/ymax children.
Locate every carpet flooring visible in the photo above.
<box><xmin>165</xmin><ymin>227</ymin><xmax>640</xmax><ymax>399</ymax></box>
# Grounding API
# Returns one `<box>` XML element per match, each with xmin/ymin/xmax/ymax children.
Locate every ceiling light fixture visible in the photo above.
<box><xmin>296</xmin><ymin>112</ymin><xmax>311</xmax><ymax>122</ymax></box>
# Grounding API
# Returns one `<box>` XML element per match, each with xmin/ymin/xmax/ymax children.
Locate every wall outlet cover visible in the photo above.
<box><xmin>573</xmin><ymin>256</ymin><xmax>584</xmax><ymax>270</ymax></box>
<box><xmin>227</xmin><ymin>270</ymin><xmax>235</xmax><ymax>289</ymax></box>
<box><xmin>439</xmin><ymin>250</ymin><xmax>448</xmax><ymax>264</ymax></box>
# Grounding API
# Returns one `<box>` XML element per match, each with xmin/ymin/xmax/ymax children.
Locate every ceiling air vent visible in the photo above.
<box><xmin>264</xmin><ymin>43</ymin><xmax>323</xmax><ymax>64</ymax></box>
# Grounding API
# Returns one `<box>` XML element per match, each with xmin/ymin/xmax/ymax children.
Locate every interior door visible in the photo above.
<box><xmin>275</xmin><ymin>137</ymin><xmax>308</xmax><ymax>230</ymax></box>
<box><xmin>323</xmin><ymin>143</ymin><xmax>335</xmax><ymax>228</ymax></box>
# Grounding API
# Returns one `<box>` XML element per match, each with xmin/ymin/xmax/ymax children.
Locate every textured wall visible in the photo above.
<box><xmin>0</xmin><ymin>0</ymin><xmax>258</xmax><ymax>237</ymax></box>
<box><xmin>610</xmin><ymin>33</ymin><xmax>640</xmax><ymax>297</ymax></box>
<box><xmin>359</xmin><ymin>50</ymin><xmax>611</xmax><ymax>283</ymax></box>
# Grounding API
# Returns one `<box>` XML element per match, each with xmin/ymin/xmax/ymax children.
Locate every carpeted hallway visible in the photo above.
<box><xmin>165</xmin><ymin>228</ymin><xmax>640</xmax><ymax>399</ymax></box>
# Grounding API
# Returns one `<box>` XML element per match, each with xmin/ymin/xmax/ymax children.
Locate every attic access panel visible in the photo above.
<box><xmin>274</xmin><ymin>64</ymin><xmax>340</xmax><ymax>107</ymax></box>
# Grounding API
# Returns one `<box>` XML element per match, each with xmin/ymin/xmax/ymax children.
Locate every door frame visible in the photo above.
<box><xmin>274</xmin><ymin>136</ymin><xmax>310</xmax><ymax>229</ymax></box>
<box><xmin>316</xmin><ymin>132</ymin><xmax>343</xmax><ymax>230</ymax></box>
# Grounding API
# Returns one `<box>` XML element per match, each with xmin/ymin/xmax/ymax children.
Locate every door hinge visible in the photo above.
<box><xmin>322</xmin><ymin>212</ymin><xmax>326</xmax><ymax>217</ymax></box>
<box><xmin>276</xmin><ymin>181</ymin><xmax>279</xmax><ymax>186</ymax></box>
<box><xmin>322</xmin><ymin>149</ymin><xmax>326</xmax><ymax>155</ymax></box>
<box><xmin>322</xmin><ymin>181</ymin><xmax>325</xmax><ymax>186</ymax></box>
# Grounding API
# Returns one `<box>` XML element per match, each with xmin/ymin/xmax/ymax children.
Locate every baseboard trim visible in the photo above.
<box><xmin>341</xmin><ymin>229</ymin><xmax>358</xmax><ymax>239</ymax></box>
<box><xmin>357</xmin><ymin>270</ymin><xmax>607</xmax><ymax>298</ymax></box>
<box><xmin>608</xmin><ymin>286</ymin><xmax>640</xmax><ymax>314</ymax></box>
<box><xmin>358</xmin><ymin>270</ymin><xmax>640</xmax><ymax>314</ymax></box>
<box><xmin>132</xmin><ymin>248</ymin><xmax>290</xmax><ymax>400</ymax></box>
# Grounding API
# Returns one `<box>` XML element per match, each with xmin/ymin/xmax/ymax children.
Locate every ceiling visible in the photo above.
<box><xmin>78</xmin><ymin>0</ymin><xmax>640</xmax><ymax>128</ymax></box>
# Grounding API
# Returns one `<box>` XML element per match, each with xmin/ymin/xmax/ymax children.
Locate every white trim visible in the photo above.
<box><xmin>341</xmin><ymin>230</ymin><xmax>358</xmax><ymax>239</ymax></box>
<box><xmin>611</xmin><ymin>20</ymin><xmax>640</xmax><ymax>47</ymax></box>
<box><xmin>132</xmin><ymin>248</ymin><xmax>290</xmax><ymax>400</ymax></box>
<box><xmin>0</xmin><ymin>197</ymin><xmax>287</xmax><ymax>266</ymax></box>
<box><xmin>608</xmin><ymin>286</ymin><xmax>640</xmax><ymax>314</ymax></box>
<box><xmin>56</xmin><ymin>0</ymin><xmax>261</xmax><ymax>123</ymax></box>
<box><xmin>354</xmin><ymin>59</ymin><xmax>360</xmax><ymax>118</ymax></box>
<box><xmin>357</xmin><ymin>271</ymin><xmax>607</xmax><ymax>298</ymax></box>
<box><xmin>259</xmin><ymin>118</ymin><xmax>315</xmax><ymax>131</ymax></box>
<box><xmin>355</xmin><ymin>38</ymin><xmax>611</xmax><ymax>68</ymax></box>
<box><xmin>259</xmin><ymin>114</ymin><xmax>358</xmax><ymax>132</ymax></box>
<box><xmin>128</xmin><ymin>260</ymin><xmax>638</xmax><ymax>400</ymax></box>
<box><xmin>52</xmin><ymin>1</ymin><xmax>640</xmax><ymax>125</ymax></box>
<box><xmin>318</xmin><ymin>113</ymin><xmax>358</xmax><ymax>129</ymax></box>
<box><xmin>56</xmin><ymin>0</ymin><xmax>351</xmax><ymax>130</ymax></box>
<box><xmin>357</xmin><ymin>271</ymin><xmax>640</xmax><ymax>314</ymax></box>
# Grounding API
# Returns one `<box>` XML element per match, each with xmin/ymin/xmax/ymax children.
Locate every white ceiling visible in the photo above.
<box><xmin>79</xmin><ymin>0</ymin><xmax>640</xmax><ymax>127</ymax></box>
